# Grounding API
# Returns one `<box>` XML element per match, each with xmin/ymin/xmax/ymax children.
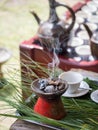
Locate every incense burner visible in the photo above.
<box><xmin>31</xmin><ymin>78</ymin><xmax>68</xmax><ymax>120</ymax></box>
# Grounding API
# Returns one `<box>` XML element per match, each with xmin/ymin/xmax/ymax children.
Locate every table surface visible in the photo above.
<box><xmin>10</xmin><ymin>120</ymin><xmax>53</xmax><ymax>130</ymax></box>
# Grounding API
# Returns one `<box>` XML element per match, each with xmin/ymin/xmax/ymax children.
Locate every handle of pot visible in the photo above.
<box><xmin>55</xmin><ymin>2</ymin><xmax>76</xmax><ymax>32</ymax></box>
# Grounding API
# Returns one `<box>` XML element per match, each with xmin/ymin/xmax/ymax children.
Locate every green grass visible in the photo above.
<box><xmin>0</xmin><ymin>71</ymin><xmax>98</xmax><ymax>130</ymax></box>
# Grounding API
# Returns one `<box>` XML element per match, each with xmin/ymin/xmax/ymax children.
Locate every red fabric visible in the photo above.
<box><xmin>20</xmin><ymin>37</ymin><xmax>98</xmax><ymax>72</ymax></box>
<box><xmin>85</xmin><ymin>0</ymin><xmax>91</xmax><ymax>2</ymax></box>
<box><xmin>66</xmin><ymin>2</ymin><xmax>84</xmax><ymax>19</ymax></box>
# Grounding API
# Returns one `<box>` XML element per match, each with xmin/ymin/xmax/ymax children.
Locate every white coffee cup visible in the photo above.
<box><xmin>59</xmin><ymin>71</ymin><xmax>83</xmax><ymax>94</ymax></box>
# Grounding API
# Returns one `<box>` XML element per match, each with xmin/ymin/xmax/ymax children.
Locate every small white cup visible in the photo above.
<box><xmin>75</xmin><ymin>45</ymin><xmax>91</xmax><ymax>56</ymax></box>
<box><xmin>59</xmin><ymin>71</ymin><xmax>83</xmax><ymax>94</ymax></box>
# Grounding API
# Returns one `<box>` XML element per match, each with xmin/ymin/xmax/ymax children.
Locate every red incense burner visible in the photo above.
<box><xmin>31</xmin><ymin>78</ymin><xmax>68</xmax><ymax>120</ymax></box>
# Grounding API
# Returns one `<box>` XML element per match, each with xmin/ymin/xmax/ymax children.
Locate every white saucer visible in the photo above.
<box><xmin>77</xmin><ymin>31</ymin><xmax>89</xmax><ymax>40</ymax></box>
<box><xmin>0</xmin><ymin>48</ymin><xmax>12</xmax><ymax>64</ymax></box>
<box><xmin>90</xmin><ymin>90</ymin><xmax>98</xmax><ymax>103</ymax></box>
<box><xmin>62</xmin><ymin>81</ymin><xmax>90</xmax><ymax>98</ymax></box>
<box><xmin>71</xmin><ymin>37</ymin><xmax>83</xmax><ymax>47</ymax></box>
<box><xmin>88</xmin><ymin>15</ymin><xmax>98</xmax><ymax>24</ymax></box>
<box><xmin>75</xmin><ymin>45</ymin><xmax>91</xmax><ymax>56</ymax></box>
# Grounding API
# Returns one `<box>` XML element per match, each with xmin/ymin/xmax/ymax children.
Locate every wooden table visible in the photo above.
<box><xmin>10</xmin><ymin>120</ymin><xmax>53</xmax><ymax>130</ymax></box>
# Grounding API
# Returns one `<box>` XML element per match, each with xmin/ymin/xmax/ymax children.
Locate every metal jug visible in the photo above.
<box><xmin>31</xmin><ymin>0</ymin><xmax>76</xmax><ymax>54</ymax></box>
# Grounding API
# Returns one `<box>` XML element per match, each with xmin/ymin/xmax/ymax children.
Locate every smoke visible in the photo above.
<box><xmin>48</xmin><ymin>48</ymin><xmax>60</xmax><ymax>79</ymax></box>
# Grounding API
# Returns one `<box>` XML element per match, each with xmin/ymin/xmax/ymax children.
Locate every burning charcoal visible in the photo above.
<box><xmin>58</xmin><ymin>84</ymin><xmax>65</xmax><ymax>90</ymax></box>
<box><xmin>39</xmin><ymin>79</ymin><xmax>48</xmax><ymax>84</ymax></box>
<box><xmin>54</xmin><ymin>79</ymin><xmax>62</xmax><ymax>86</ymax></box>
<box><xmin>54</xmin><ymin>86</ymin><xmax>58</xmax><ymax>91</ymax></box>
<box><xmin>38</xmin><ymin>78</ymin><xmax>66</xmax><ymax>93</ymax></box>
<box><xmin>39</xmin><ymin>79</ymin><xmax>48</xmax><ymax>90</ymax></box>
<box><xmin>44</xmin><ymin>85</ymin><xmax>55</xmax><ymax>93</ymax></box>
<box><xmin>39</xmin><ymin>84</ymin><xmax>45</xmax><ymax>90</ymax></box>
<box><xmin>48</xmin><ymin>78</ymin><xmax>60</xmax><ymax>86</ymax></box>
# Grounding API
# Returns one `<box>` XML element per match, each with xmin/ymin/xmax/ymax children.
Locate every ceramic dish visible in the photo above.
<box><xmin>0</xmin><ymin>48</ymin><xmax>12</xmax><ymax>64</ymax></box>
<box><xmin>86</xmin><ymin>23</ymin><xmax>97</xmax><ymax>31</ymax></box>
<box><xmin>90</xmin><ymin>90</ymin><xmax>98</xmax><ymax>103</ymax></box>
<box><xmin>75</xmin><ymin>45</ymin><xmax>91</xmax><ymax>56</ymax></box>
<box><xmin>70</xmin><ymin>37</ymin><xmax>83</xmax><ymax>47</ymax></box>
<box><xmin>75</xmin><ymin>11</ymin><xmax>88</xmax><ymax>18</ymax></box>
<box><xmin>93</xmin><ymin>0</ymin><xmax>98</xmax><ymax>5</ymax></box>
<box><xmin>87</xmin><ymin>1</ymin><xmax>98</xmax><ymax>8</ymax></box>
<box><xmin>79</xmin><ymin>24</ymin><xmax>85</xmax><ymax>30</ymax></box>
<box><xmin>80</xmin><ymin>23</ymin><xmax>97</xmax><ymax>31</ymax></box>
<box><xmin>87</xmin><ymin>4</ymin><xmax>97</xmax><ymax>13</ymax></box>
<box><xmin>82</xmin><ymin>5</ymin><xmax>97</xmax><ymax>13</ymax></box>
<box><xmin>77</xmin><ymin>30</ymin><xmax>89</xmax><ymax>40</ymax></box>
<box><xmin>76</xmin><ymin>16</ymin><xmax>85</xmax><ymax>24</ymax></box>
<box><xmin>62</xmin><ymin>81</ymin><xmax>90</xmax><ymax>98</ymax></box>
<box><xmin>88</xmin><ymin>15</ymin><xmax>98</xmax><ymax>23</ymax></box>
<box><xmin>73</xmin><ymin>23</ymin><xmax>79</xmax><ymax>30</ymax></box>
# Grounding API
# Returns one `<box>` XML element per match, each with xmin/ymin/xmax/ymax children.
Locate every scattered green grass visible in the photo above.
<box><xmin>0</xmin><ymin>54</ymin><xmax>98</xmax><ymax>130</ymax></box>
